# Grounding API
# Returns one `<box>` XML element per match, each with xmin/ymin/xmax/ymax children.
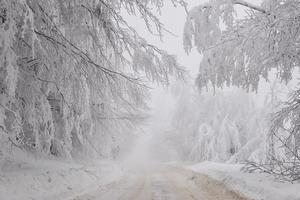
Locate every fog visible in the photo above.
<box><xmin>121</xmin><ymin>0</ymin><xmax>266</xmax><ymax>164</ymax></box>
<box><xmin>1</xmin><ymin>0</ymin><xmax>300</xmax><ymax>199</ymax></box>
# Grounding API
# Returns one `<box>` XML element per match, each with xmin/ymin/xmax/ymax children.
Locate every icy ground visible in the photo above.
<box><xmin>188</xmin><ymin>162</ymin><xmax>300</xmax><ymax>200</ymax></box>
<box><xmin>0</xmin><ymin>150</ymin><xmax>123</xmax><ymax>200</ymax></box>
<box><xmin>1</xmin><ymin>134</ymin><xmax>300</xmax><ymax>200</ymax></box>
<box><xmin>1</xmin><ymin>154</ymin><xmax>300</xmax><ymax>200</ymax></box>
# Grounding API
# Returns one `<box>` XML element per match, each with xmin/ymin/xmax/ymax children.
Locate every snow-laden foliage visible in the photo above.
<box><xmin>184</xmin><ymin>0</ymin><xmax>300</xmax><ymax>181</ymax></box>
<box><xmin>184</xmin><ymin>0</ymin><xmax>300</xmax><ymax>91</ymax></box>
<box><xmin>165</xmin><ymin>85</ymin><xmax>270</xmax><ymax>163</ymax></box>
<box><xmin>0</xmin><ymin>0</ymin><xmax>184</xmax><ymax>161</ymax></box>
<box><xmin>245</xmin><ymin>88</ymin><xmax>300</xmax><ymax>181</ymax></box>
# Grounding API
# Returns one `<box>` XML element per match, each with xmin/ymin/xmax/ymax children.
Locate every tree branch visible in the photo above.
<box><xmin>232</xmin><ymin>0</ymin><xmax>268</xmax><ymax>14</ymax></box>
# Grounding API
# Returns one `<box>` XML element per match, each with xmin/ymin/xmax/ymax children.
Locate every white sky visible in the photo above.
<box><xmin>123</xmin><ymin>0</ymin><xmax>285</xmax><ymax>121</ymax></box>
<box><xmin>123</xmin><ymin>1</ymin><xmax>205</xmax><ymax>122</ymax></box>
<box><xmin>124</xmin><ymin>0</ymin><xmax>263</xmax><ymax>79</ymax></box>
<box><xmin>124</xmin><ymin>0</ymin><xmax>202</xmax><ymax>78</ymax></box>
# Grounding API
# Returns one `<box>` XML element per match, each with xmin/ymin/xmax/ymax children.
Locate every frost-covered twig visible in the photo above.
<box><xmin>232</xmin><ymin>0</ymin><xmax>268</xmax><ymax>14</ymax></box>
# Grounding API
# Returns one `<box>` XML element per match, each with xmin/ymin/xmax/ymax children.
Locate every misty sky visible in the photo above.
<box><xmin>124</xmin><ymin>0</ymin><xmax>279</xmax><ymax>122</ymax></box>
<box><xmin>124</xmin><ymin>1</ymin><xmax>201</xmax><ymax>78</ymax></box>
<box><xmin>125</xmin><ymin>0</ymin><xmax>263</xmax><ymax>78</ymax></box>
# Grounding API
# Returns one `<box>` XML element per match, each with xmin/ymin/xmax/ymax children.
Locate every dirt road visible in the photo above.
<box><xmin>72</xmin><ymin>165</ymin><xmax>250</xmax><ymax>200</ymax></box>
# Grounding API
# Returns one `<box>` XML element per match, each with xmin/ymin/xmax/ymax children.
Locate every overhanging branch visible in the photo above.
<box><xmin>232</xmin><ymin>0</ymin><xmax>268</xmax><ymax>14</ymax></box>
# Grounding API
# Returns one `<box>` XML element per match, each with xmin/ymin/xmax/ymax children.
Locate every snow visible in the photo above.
<box><xmin>2</xmin><ymin>150</ymin><xmax>300</xmax><ymax>200</ymax></box>
<box><xmin>188</xmin><ymin>161</ymin><xmax>300</xmax><ymax>200</ymax></box>
<box><xmin>0</xmin><ymin>151</ymin><xmax>124</xmax><ymax>200</ymax></box>
<box><xmin>0</xmin><ymin>0</ymin><xmax>300</xmax><ymax>199</ymax></box>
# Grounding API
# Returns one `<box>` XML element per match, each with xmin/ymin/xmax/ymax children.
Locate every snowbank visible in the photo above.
<box><xmin>0</xmin><ymin>152</ymin><xmax>123</xmax><ymax>200</ymax></box>
<box><xmin>188</xmin><ymin>161</ymin><xmax>300</xmax><ymax>200</ymax></box>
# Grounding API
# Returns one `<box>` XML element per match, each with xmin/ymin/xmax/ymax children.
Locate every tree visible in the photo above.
<box><xmin>183</xmin><ymin>0</ymin><xmax>300</xmax><ymax>181</ymax></box>
<box><xmin>0</xmin><ymin>0</ymin><xmax>185</xmax><ymax>160</ymax></box>
<box><xmin>167</xmin><ymin>86</ymin><xmax>268</xmax><ymax>163</ymax></box>
<box><xmin>184</xmin><ymin>0</ymin><xmax>300</xmax><ymax>91</ymax></box>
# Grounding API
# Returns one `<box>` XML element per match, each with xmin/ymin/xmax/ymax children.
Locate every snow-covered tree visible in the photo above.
<box><xmin>0</xmin><ymin>0</ymin><xmax>185</xmax><ymax>161</ymax></box>
<box><xmin>164</xmin><ymin>85</ymin><xmax>270</xmax><ymax>163</ymax></box>
<box><xmin>184</xmin><ymin>0</ymin><xmax>300</xmax><ymax>91</ymax></box>
<box><xmin>183</xmin><ymin>0</ymin><xmax>300</xmax><ymax>180</ymax></box>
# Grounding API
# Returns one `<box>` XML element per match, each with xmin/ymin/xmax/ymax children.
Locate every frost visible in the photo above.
<box><xmin>184</xmin><ymin>0</ymin><xmax>300</xmax><ymax>91</ymax></box>
<box><xmin>0</xmin><ymin>0</ymin><xmax>184</xmax><ymax>160</ymax></box>
<box><xmin>163</xmin><ymin>85</ymin><xmax>271</xmax><ymax>163</ymax></box>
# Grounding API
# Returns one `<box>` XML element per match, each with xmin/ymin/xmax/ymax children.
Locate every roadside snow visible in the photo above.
<box><xmin>188</xmin><ymin>161</ymin><xmax>300</xmax><ymax>200</ymax></box>
<box><xmin>0</xmin><ymin>151</ymin><xmax>124</xmax><ymax>200</ymax></box>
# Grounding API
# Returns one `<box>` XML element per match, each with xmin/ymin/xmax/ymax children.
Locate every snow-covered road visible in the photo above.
<box><xmin>72</xmin><ymin>165</ymin><xmax>249</xmax><ymax>200</ymax></box>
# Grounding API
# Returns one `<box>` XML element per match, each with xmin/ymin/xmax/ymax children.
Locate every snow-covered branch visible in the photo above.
<box><xmin>0</xmin><ymin>0</ymin><xmax>186</xmax><ymax>159</ymax></box>
<box><xmin>184</xmin><ymin>0</ymin><xmax>300</xmax><ymax>91</ymax></box>
<box><xmin>232</xmin><ymin>0</ymin><xmax>268</xmax><ymax>14</ymax></box>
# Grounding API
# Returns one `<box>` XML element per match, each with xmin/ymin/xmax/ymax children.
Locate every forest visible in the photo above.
<box><xmin>0</xmin><ymin>0</ymin><xmax>300</xmax><ymax>199</ymax></box>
